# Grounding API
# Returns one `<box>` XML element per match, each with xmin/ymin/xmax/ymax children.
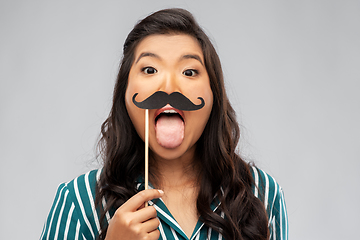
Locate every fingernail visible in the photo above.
<box><xmin>158</xmin><ymin>189</ymin><xmax>164</xmax><ymax>194</ymax></box>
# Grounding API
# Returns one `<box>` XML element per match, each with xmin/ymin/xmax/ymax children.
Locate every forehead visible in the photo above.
<box><xmin>134</xmin><ymin>34</ymin><xmax>204</xmax><ymax>61</ymax></box>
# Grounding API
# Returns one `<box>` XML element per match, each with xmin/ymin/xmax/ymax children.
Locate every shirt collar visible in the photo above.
<box><xmin>136</xmin><ymin>176</ymin><xmax>222</xmax><ymax>240</ymax></box>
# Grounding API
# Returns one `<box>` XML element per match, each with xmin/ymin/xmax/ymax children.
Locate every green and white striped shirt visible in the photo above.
<box><xmin>40</xmin><ymin>167</ymin><xmax>288</xmax><ymax>240</ymax></box>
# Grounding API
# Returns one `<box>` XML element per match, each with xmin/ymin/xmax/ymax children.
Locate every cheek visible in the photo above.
<box><xmin>202</xmin><ymin>95</ymin><xmax>213</xmax><ymax>125</ymax></box>
<box><xmin>187</xmin><ymin>88</ymin><xmax>213</xmax><ymax>134</ymax></box>
<box><xmin>190</xmin><ymin>79</ymin><xmax>213</xmax><ymax>114</ymax></box>
<box><xmin>197</xmin><ymin>85</ymin><xmax>213</xmax><ymax>115</ymax></box>
<box><xmin>200</xmin><ymin>88</ymin><xmax>213</xmax><ymax>132</ymax></box>
<box><xmin>125</xmin><ymin>90</ymin><xmax>145</xmax><ymax>140</ymax></box>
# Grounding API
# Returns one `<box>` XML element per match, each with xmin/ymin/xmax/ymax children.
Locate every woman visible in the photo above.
<box><xmin>41</xmin><ymin>8</ymin><xmax>288</xmax><ymax>240</ymax></box>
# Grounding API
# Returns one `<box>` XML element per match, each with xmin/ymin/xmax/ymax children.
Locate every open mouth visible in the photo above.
<box><xmin>154</xmin><ymin>106</ymin><xmax>185</xmax><ymax>123</ymax></box>
<box><xmin>154</xmin><ymin>105</ymin><xmax>185</xmax><ymax>149</ymax></box>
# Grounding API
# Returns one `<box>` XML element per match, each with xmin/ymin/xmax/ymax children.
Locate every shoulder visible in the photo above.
<box><xmin>249</xmin><ymin>166</ymin><xmax>288</xmax><ymax>240</ymax></box>
<box><xmin>40</xmin><ymin>169</ymin><xmax>102</xmax><ymax>240</ymax></box>
<box><xmin>66</xmin><ymin>168</ymin><xmax>101</xmax><ymax>204</ymax></box>
<box><xmin>65</xmin><ymin>169</ymin><xmax>102</xmax><ymax>232</ymax></box>
<box><xmin>249</xmin><ymin>166</ymin><xmax>284</xmax><ymax>215</ymax></box>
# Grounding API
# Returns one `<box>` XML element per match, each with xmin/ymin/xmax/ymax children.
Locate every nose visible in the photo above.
<box><xmin>159</xmin><ymin>72</ymin><xmax>180</xmax><ymax>94</ymax></box>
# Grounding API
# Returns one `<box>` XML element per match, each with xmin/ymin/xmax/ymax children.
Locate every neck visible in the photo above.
<box><xmin>149</xmin><ymin>147</ymin><xmax>200</xmax><ymax>189</ymax></box>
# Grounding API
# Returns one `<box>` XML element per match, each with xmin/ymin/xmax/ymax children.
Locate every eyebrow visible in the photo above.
<box><xmin>135</xmin><ymin>52</ymin><xmax>204</xmax><ymax>66</ymax></box>
<box><xmin>181</xmin><ymin>54</ymin><xmax>204</xmax><ymax>66</ymax></box>
<box><xmin>135</xmin><ymin>52</ymin><xmax>161</xmax><ymax>64</ymax></box>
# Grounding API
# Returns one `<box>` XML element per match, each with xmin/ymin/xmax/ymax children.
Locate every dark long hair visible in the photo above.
<box><xmin>96</xmin><ymin>8</ymin><xmax>269</xmax><ymax>240</ymax></box>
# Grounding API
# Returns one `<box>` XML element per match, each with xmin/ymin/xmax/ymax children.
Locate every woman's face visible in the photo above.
<box><xmin>125</xmin><ymin>34</ymin><xmax>213</xmax><ymax>161</ymax></box>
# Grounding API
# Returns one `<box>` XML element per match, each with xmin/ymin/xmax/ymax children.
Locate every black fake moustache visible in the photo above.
<box><xmin>132</xmin><ymin>91</ymin><xmax>205</xmax><ymax>111</ymax></box>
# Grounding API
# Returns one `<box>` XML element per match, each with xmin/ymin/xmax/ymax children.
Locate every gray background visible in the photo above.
<box><xmin>1</xmin><ymin>0</ymin><xmax>359</xmax><ymax>239</ymax></box>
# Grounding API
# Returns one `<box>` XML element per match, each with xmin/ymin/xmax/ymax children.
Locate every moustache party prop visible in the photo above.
<box><xmin>132</xmin><ymin>91</ymin><xmax>205</xmax><ymax>111</ymax></box>
<box><xmin>133</xmin><ymin>91</ymin><xmax>205</xmax><ymax>202</ymax></box>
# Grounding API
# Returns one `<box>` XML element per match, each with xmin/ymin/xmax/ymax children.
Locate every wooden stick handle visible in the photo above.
<box><xmin>145</xmin><ymin>109</ymin><xmax>149</xmax><ymax>207</ymax></box>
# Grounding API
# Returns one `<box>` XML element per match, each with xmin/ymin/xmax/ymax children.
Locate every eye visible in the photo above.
<box><xmin>183</xmin><ymin>69</ymin><xmax>198</xmax><ymax>77</ymax></box>
<box><xmin>142</xmin><ymin>67</ymin><xmax>157</xmax><ymax>74</ymax></box>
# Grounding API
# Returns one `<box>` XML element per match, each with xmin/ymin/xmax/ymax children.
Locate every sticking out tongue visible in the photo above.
<box><xmin>155</xmin><ymin>114</ymin><xmax>184</xmax><ymax>148</ymax></box>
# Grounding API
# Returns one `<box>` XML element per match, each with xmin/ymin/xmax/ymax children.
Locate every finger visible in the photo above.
<box><xmin>147</xmin><ymin>229</ymin><xmax>161</xmax><ymax>240</ymax></box>
<box><xmin>132</xmin><ymin>205</ymin><xmax>158</xmax><ymax>224</ymax></box>
<box><xmin>141</xmin><ymin>217</ymin><xmax>160</xmax><ymax>233</ymax></box>
<box><xmin>122</xmin><ymin>189</ymin><xmax>164</xmax><ymax>212</ymax></box>
<box><xmin>137</xmin><ymin>202</ymin><xmax>145</xmax><ymax>211</ymax></box>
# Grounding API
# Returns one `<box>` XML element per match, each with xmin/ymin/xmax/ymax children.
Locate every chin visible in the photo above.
<box><xmin>150</xmin><ymin>140</ymin><xmax>196</xmax><ymax>161</ymax></box>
